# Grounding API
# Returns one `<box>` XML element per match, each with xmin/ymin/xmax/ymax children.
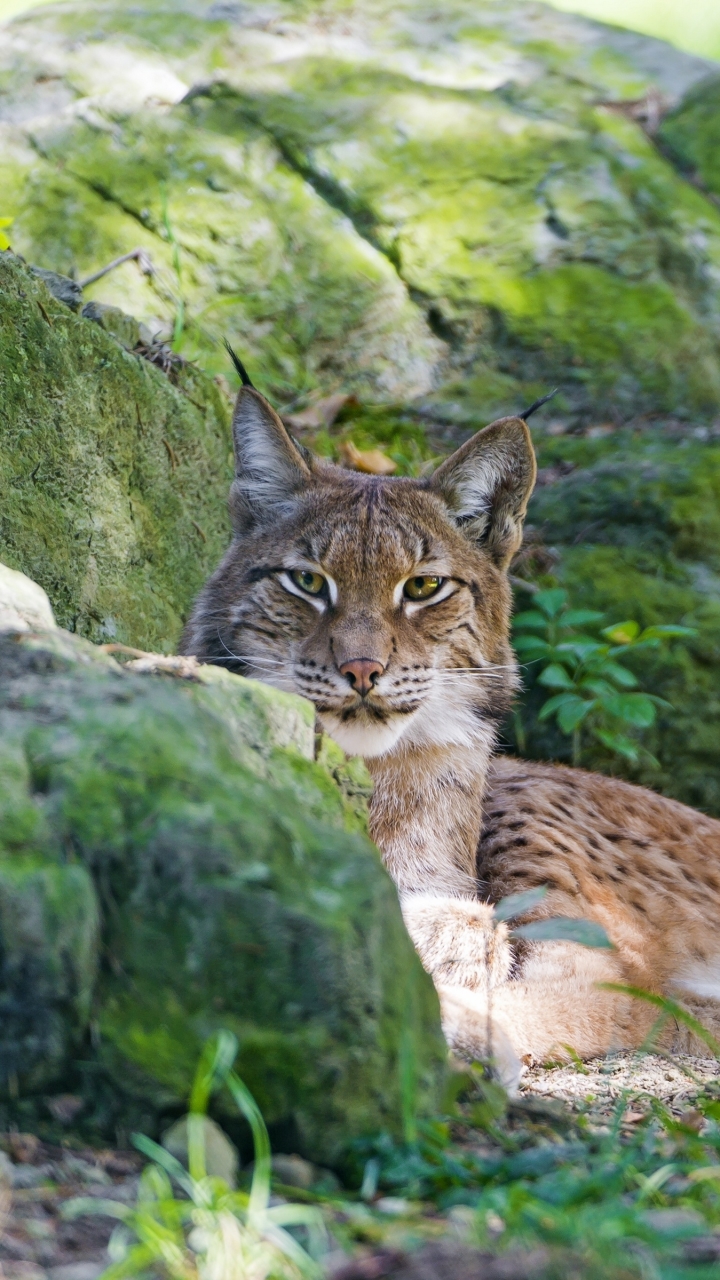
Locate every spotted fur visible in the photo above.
<box><xmin>183</xmin><ymin>384</ymin><xmax>720</xmax><ymax>1086</ymax></box>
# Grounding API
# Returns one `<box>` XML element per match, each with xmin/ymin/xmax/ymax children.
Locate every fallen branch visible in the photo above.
<box><xmin>80</xmin><ymin>248</ymin><xmax>154</xmax><ymax>289</ymax></box>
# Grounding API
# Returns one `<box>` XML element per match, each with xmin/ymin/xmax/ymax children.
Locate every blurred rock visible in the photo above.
<box><xmin>162</xmin><ymin>1115</ymin><xmax>239</xmax><ymax>1186</ymax></box>
<box><xmin>0</xmin><ymin>564</ymin><xmax>56</xmax><ymax>633</ymax></box>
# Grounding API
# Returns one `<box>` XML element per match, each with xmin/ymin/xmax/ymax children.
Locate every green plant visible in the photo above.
<box><xmin>0</xmin><ymin>218</ymin><xmax>12</xmax><ymax>251</ymax></box>
<box><xmin>512</xmin><ymin>588</ymin><xmax>694</xmax><ymax>767</ymax></box>
<box><xmin>63</xmin><ymin>1032</ymin><xmax>324</xmax><ymax>1280</ymax></box>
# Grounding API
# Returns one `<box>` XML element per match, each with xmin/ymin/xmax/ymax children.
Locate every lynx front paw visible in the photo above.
<box><xmin>401</xmin><ymin>893</ymin><xmax>512</xmax><ymax>991</ymax></box>
<box><xmin>438</xmin><ymin>985</ymin><xmax>523</xmax><ymax>1093</ymax></box>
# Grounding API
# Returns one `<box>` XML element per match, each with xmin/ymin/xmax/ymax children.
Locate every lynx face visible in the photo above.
<box><xmin>182</xmin><ymin>388</ymin><xmax>536</xmax><ymax>759</ymax></box>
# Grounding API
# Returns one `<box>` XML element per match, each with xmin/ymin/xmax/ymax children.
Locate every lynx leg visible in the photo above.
<box><xmin>440</xmin><ymin>943</ymin><xmax>660</xmax><ymax>1069</ymax></box>
<box><xmin>400</xmin><ymin>894</ymin><xmax>512</xmax><ymax>990</ymax></box>
<box><xmin>400</xmin><ymin>894</ymin><xmax>521</xmax><ymax>1090</ymax></box>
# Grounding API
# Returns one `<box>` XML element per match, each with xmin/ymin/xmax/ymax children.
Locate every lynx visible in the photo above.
<box><xmin>182</xmin><ymin>374</ymin><xmax>720</xmax><ymax>1086</ymax></box>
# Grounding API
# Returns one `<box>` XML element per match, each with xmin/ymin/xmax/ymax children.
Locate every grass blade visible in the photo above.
<box><xmin>600</xmin><ymin>984</ymin><xmax>720</xmax><ymax>1056</ymax></box>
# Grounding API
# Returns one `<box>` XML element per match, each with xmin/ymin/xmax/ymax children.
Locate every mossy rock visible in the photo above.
<box><xmin>659</xmin><ymin>74</ymin><xmax>720</xmax><ymax>199</ymax></box>
<box><xmin>508</xmin><ymin>423</ymin><xmax>720</xmax><ymax>816</ymax></box>
<box><xmin>2</xmin><ymin>0</ymin><xmax>720</xmax><ymax>422</ymax></box>
<box><xmin>0</xmin><ymin>628</ymin><xmax>445</xmax><ymax>1163</ymax></box>
<box><xmin>0</xmin><ymin>251</ymin><xmax>232</xmax><ymax>651</ymax></box>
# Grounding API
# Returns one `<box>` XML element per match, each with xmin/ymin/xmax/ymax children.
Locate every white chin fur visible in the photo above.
<box><xmin>318</xmin><ymin>712</ymin><xmax>413</xmax><ymax>758</ymax></box>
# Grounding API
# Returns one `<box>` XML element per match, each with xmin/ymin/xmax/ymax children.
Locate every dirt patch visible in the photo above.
<box><xmin>523</xmin><ymin>1052</ymin><xmax>719</xmax><ymax>1124</ymax></box>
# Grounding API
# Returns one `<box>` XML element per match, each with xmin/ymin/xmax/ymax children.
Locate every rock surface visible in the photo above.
<box><xmin>0</xmin><ymin>251</ymin><xmax>232</xmax><ymax>652</ymax></box>
<box><xmin>1</xmin><ymin>0</ymin><xmax>719</xmax><ymax>423</ymax></box>
<box><xmin>0</xmin><ymin>627</ymin><xmax>446</xmax><ymax>1165</ymax></box>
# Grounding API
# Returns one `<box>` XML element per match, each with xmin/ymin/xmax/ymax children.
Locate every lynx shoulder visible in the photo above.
<box><xmin>183</xmin><ymin>378</ymin><xmax>720</xmax><ymax>1085</ymax></box>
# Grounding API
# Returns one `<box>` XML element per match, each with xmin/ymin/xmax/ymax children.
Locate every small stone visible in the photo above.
<box><xmin>30</xmin><ymin>268</ymin><xmax>82</xmax><ymax>311</ymax></box>
<box><xmin>0</xmin><ymin>564</ymin><xmax>56</xmax><ymax>633</ymax></box>
<box><xmin>270</xmin><ymin>1153</ymin><xmax>316</xmax><ymax>1191</ymax></box>
<box><xmin>8</xmin><ymin>1134</ymin><xmax>41</xmax><ymax>1165</ymax></box>
<box><xmin>642</xmin><ymin>1208</ymin><xmax>704</xmax><ymax>1233</ymax></box>
<box><xmin>375</xmin><ymin>1197</ymin><xmax>410</xmax><ymax>1215</ymax></box>
<box><xmin>58</xmin><ymin>1156</ymin><xmax>110</xmax><ymax>1185</ymax></box>
<box><xmin>162</xmin><ymin>1116</ymin><xmax>239</xmax><ymax>1187</ymax></box>
<box><xmin>48</xmin><ymin>1265</ymin><xmax>105</xmax><ymax>1280</ymax></box>
<box><xmin>10</xmin><ymin>1165</ymin><xmax>54</xmax><ymax>1190</ymax></box>
<box><xmin>4</xmin><ymin>1264</ymin><xmax>47</xmax><ymax>1280</ymax></box>
<box><xmin>81</xmin><ymin>302</ymin><xmax>141</xmax><ymax>351</ymax></box>
<box><xmin>46</xmin><ymin>1095</ymin><xmax>84</xmax><ymax>1125</ymax></box>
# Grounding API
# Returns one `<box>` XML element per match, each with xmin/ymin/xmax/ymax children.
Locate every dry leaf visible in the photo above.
<box><xmin>340</xmin><ymin>440</ymin><xmax>397</xmax><ymax>475</ymax></box>
<box><xmin>284</xmin><ymin>393</ymin><xmax>356</xmax><ymax>431</ymax></box>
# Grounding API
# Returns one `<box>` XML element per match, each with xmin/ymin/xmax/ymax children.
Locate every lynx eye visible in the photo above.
<box><xmin>404</xmin><ymin>575</ymin><xmax>444</xmax><ymax>601</ymax></box>
<box><xmin>290</xmin><ymin>569</ymin><xmax>326</xmax><ymax>596</ymax></box>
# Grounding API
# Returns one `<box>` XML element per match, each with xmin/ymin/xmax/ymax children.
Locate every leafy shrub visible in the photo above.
<box><xmin>512</xmin><ymin>588</ymin><xmax>694</xmax><ymax>767</ymax></box>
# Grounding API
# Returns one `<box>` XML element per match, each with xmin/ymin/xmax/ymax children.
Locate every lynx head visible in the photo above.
<box><xmin>182</xmin><ymin>385</ymin><xmax>536</xmax><ymax>758</ymax></box>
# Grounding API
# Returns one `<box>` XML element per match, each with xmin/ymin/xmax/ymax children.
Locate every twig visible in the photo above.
<box><xmin>99</xmin><ymin>643</ymin><xmax>154</xmax><ymax>659</ymax></box>
<box><xmin>79</xmin><ymin>249</ymin><xmax>154</xmax><ymax>289</ymax></box>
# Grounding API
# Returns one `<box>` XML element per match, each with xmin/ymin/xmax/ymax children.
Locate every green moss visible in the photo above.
<box><xmin>6</xmin><ymin>98</ymin><xmax>440</xmax><ymax>403</ymax></box>
<box><xmin>0</xmin><ymin>849</ymin><xmax>99</xmax><ymax>1090</ymax></box>
<box><xmin>0</xmin><ymin>252</ymin><xmax>232</xmax><ymax>650</ymax></box>
<box><xmin>3</xmin><ymin>0</ymin><xmax>720</xmax><ymax>422</ymax></box>
<box><xmin>659</xmin><ymin>75</ymin><xmax>720</xmax><ymax>199</ymax></box>
<box><xmin>0</xmin><ymin>630</ymin><xmax>446</xmax><ymax>1161</ymax></box>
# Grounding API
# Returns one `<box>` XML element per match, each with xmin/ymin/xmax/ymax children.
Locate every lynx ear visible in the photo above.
<box><xmin>230</xmin><ymin>386</ymin><xmax>313</xmax><ymax>529</ymax></box>
<box><xmin>429</xmin><ymin>417</ymin><xmax>536</xmax><ymax>568</ymax></box>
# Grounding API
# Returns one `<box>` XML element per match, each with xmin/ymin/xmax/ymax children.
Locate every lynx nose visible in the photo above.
<box><xmin>339</xmin><ymin>658</ymin><xmax>385</xmax><ymax>697</ymax></box>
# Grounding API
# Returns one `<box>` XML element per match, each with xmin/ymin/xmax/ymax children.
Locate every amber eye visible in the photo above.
<box><xmin>291</xmin><ymin>569</ymin><xmax>326</xmax><ymax>596</ymax></box>
<box><xmin>404</xmin><ymin>575</ymin><xmax>444</xmax><ymax>601</ymax></box>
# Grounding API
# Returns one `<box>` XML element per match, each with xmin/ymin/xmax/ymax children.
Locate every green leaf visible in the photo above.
<box><xmin>593</xmin><ymin>729</ymin><xmax>640</xmax><ymax>762</ymax></box>
<box><xmin>512</xmin><ymin>917</ymin><xmax>613</xmax><ymax>948</ymax></box>
<box><xmin>537</xmin><ymin>692</ymin><xmax>578</xmax><ymax>721</ymax></box>
<box><xmin>602</xmin><ymin>692</ymin><xmax>656</xmax><ymax>727</ymax></box>
<box><xmin>601</xmin><ymin>620</ymin><xmax>640</xmax><ymax>644</ymax></box>
<box><xmin>599</xmin><ymin>985</ymin><xmax>720</xmax><ymax>1057</ymax></box>
<box><xmin>557</xmin><ymin>696</ymin><xmax>594</xmax><ymax>733</ymax></box>
<box><xmin>557</xmin><ymin>639</ymin><xmax>605</xmax><ymax>661</ymax></box>
<box><xmin>561</xmin><ymin>609</ymin><xmax>604</xmax><ymax>627</ymax></box>
<box><xmin>534</xmin><ymin>588</ymin><xmax>568</xmax><ymax>618</ymax></box>
<box><xmin>131</xmin><ymin>1135</ymin><xmax>196</xmax><ymax>1200</ymax></box>
<box><xmin>513</xmin><ymin>636</ymin><xmax>550</xmax><ymax>658</ymax></box>
<box><xmin>537</xmin><ymin>663</ymin><xmax>574</xmax><ymax>690</ymax></box>
<box><xmin>578</xmin><ymin>677</ymin><xmax>614</xmax><ymax>697</ymax></box>
<box><xmin>600</xmin><ymin>661</ymin><xmax>637</xmax><ymax>688</ymax></box>
<box><xmin>512</xmin><ymin>611</ymin><xmax>548</xmax><ymax>630</ymax></box>
<box><xmin>494</xmin><ymin>885</ymin><xmax>548</xmax><ymax>922</ymax></box>
<box><xmin>639</xmin><ymin>624</ymin><xmax>697</xmax><ymax>641</ymax></box>
<box><xmin>226</xmin><ymin>1070</ymin><xmax>272</xmax><ymax>1218</ymax></box>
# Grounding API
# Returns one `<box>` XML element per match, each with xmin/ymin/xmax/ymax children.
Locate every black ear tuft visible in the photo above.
<box><xmin>520</xmin><ymin>388</ymin><xmax>558</xmax><ymax>421</ymax></box>
<box><xmin>224</xmin><ymin>338</ymin><xmax>254</xmax><ymax>388</ymax></box>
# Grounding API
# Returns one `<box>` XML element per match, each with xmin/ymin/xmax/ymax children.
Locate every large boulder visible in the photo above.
<box><xmin>1</xmin><ymin>0</ymin><xmax>719</xmax><ymax>424</ymax></box>
<box><xmin>0</xmin><ymin>251</ymin><xmax>232</xmax><ymax>651</ymax></box>
<box><xmin>0</xmin><ymin>625</ymin><xmax>446</xmax><ymax>1163</ymax></box>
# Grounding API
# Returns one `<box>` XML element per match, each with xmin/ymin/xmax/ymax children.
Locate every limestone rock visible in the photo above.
<box><xmin>0</xmin><ymin>562</ymin><xmax>56</xmax><ymax>632</ymax></box>
<box><xmin>0</xmin><ymin>0</ymin><xmax>718</xmax><ymax>421</ymax></box>
<box><xmin>0</xmin><ymin>629</ymin><xmax>446</xmax><ymax>1164</ymax></box>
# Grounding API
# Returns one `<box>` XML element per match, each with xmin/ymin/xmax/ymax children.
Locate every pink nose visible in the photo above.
<box><xmin>339</xmin><ymin>658</ymin><xmax>385</xmax><ymax>697</ymax></box>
